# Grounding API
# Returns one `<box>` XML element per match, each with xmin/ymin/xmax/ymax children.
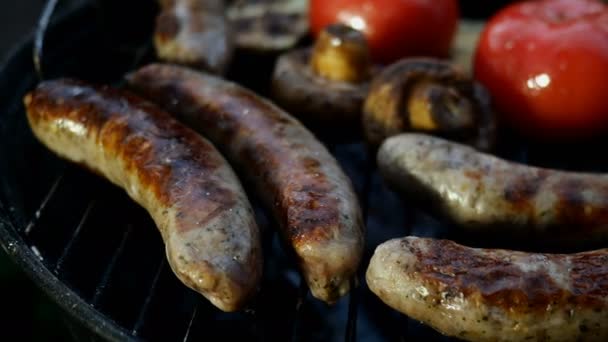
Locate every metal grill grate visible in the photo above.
<box><xmin>2</xmin><ymin>2</ymin><xmax>606</xmax><ymax>342</ymax></box>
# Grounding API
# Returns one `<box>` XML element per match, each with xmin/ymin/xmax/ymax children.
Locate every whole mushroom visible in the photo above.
<box><xmin>271</xmin><ymin>24</ymin><xmax>373</xmax><ymax>130</ymax></box>
<box><xmin>362</xmin><ymin>58</ymin><xmax>497</xmax><ymax>150</ymax></box>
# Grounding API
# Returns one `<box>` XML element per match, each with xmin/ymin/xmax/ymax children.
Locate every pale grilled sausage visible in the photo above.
<box><xmin>127</xmin><ymin>64</ymin><xmax>365</xmax><ymax>303</ymax></box>
<box><xmin>367</xmin><ymin>236</ymin><xmax>608</xmax><ymax>342</ymax></box>
<box><xmin>154</xmin><ymin>0</ymin><xmax>233</xmax><ymax>74</ymax></box>
<box><xmin>378</xmin><ymin>133</ymin><xmax>608</xmax><ymax>242</ymax></box>
<box><xmin>24</xmin><ymin>79</ymin><xmax>261</xmax><ymax>312</ymax></box>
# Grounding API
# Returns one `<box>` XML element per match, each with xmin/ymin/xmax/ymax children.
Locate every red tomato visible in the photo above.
<box><xmin>309</xmin><ymin>0</ymin><xmax>459</xmax><ymax>64</ymax></box>
<box><xmin>474</xmin><ymin>0</ymin><xmax>608</xmax><ymax>139</ymax></box>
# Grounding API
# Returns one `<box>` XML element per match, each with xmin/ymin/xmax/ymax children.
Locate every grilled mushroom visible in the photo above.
<box><xmin>362</xmin><ymin>58</ymin><xmax>496</xmax><ymax>150</ymax></box>
<box><xmin>271</xmin><ymin>24</ymin><xmax>372</xmax><ymax>128</ymax></box>
<box><xmin>227</xmin><ymin>0</ymin><xmax>308</xmax><ymax>53</ymax></box>
<box><xmin>154</xmin><ymin>0</ymin><xmax>234</xmax><ymax>74</ymax></box>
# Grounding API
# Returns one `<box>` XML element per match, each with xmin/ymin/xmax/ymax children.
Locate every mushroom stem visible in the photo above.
<box><xmin>407</xmin><ymin>81</ymin><xmax>476</xmax><ymax>132</ymax></box>
<box><xmin>310</xmin><ymin>24</ymin><xmax>371</xmax><ymax>83</ymax></box>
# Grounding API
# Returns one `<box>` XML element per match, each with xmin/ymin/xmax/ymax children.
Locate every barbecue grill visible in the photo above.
<box><xmin>1</xmin><ymin>1</ymin><xmax>603</xmax><ymax>341</ymax></box>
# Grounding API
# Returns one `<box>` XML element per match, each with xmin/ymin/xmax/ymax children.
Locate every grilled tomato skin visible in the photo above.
<box><xmin>309</xmin><ymin>0</ymin><xmax>460</xmax><ymax>64</ymax></box>
<box><xmin>474</xmin><ymin>0</ymin><xmax>608</xmax><ymax>139</ymax></box>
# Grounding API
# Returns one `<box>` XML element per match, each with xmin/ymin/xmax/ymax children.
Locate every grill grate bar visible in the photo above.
<box><xmin>24</xmin><ymin>171</ymin><xmax>65</xmax><ymax>235</ymax></box>
<box><xmin>182</xmin><ymin>303</ymin><xmax>199</xmax><ymax>342</ymax></box>
<box><xmin>53</xmin><ymin>200</ymin><xmax>95</xmax><ymax>274</ymax></box>
<box><xmin>132</xmin><ymin>258</ymin><xmax>166</xmax><ymax>336</ymax></box>
<box><xmin>91</xmin><ymin>224</ymin><xmax>134</xmax><ymax>306</ymax></box>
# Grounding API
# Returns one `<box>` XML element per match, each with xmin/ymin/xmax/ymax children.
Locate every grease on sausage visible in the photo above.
<box><xmin>127</xmin><ymin>64</ymin><xmax>365</xmax><ymax>303</ymax></box>
<box><xmin>378</xmin><ymin>133</ymin><xmax>608</xmax><ymax>242</ymax></box>
<box><xmin>24</xmin><ymin>79</ymin><xmax>261</xmax><ymax>312</ymax></box>
<box><xmin>367</xmin><ymin>236</ymin><xmax>608</xmax><ymax>342</ymax></box>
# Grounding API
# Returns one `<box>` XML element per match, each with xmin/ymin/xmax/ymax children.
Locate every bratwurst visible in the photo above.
<box><xmin>378</xmin><ymin>133</ymin><xmax>608</xmax><ymax>242</ymax></box>
<box><xmin>127</xmin><ymin>64</ymin><xmax>365</xmax><ymax>303</ymax></box>
<box><xmin>367</xmin><ymin>236</ymin><xmax>608</xmax><ymax>342</ymax></box>
<box><xmin>154</xmin><ymin>0</ymin><xmax>233</xmax><ymax>74</ymax></box>
<box><xmin>24</xmin><ymin>79</ymin><xmax>261</xmax><ymax>312</ymax></box>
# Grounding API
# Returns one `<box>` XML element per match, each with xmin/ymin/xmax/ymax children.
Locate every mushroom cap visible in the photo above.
<box><xmin>271</xmin><ymin>48</ymin><xmax>369</xmax><ymax>127</ymax></box>
<box><xmin>362</xmin><ymin>58</ymin><xmax>496</xmax><ymax>150</ymax></box>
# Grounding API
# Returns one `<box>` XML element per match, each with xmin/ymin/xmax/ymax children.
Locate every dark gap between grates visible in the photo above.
<box><xmin>90</xmin><ymin>198</ymin><xmax>165</xmax><ymax>330</ymax></box>
<box><xmin>92</xmin><ymin>224</ymin><xmax>134</xmax><ymax>306</ymax></box>
<box><xmin>25</xmin><ymin>167</ymin><xmax>101</xmax><ymax>267</ymax></box>
<box><xmin>132</xmin><ymin>258</ymin><xmax>166</xmax><ymax>336</ymax></box>
<box><xmin>53</xmin><ymin>200</ymin><xmax>96</xmax><ymax>275</ymax></box>
<box><xmin>23</xmin><ymin>170</ymin><xmax>65</xmax><ymax>235</ymax></box>
<box><xmin>182</xmin><ymin>303</ymin><xmax>199</xmax><ymax>342</ymax></box>
<box><xmin>136</xmin><ymin>268</ymin><xmax>200</xmax><ymax>341</ymax></box>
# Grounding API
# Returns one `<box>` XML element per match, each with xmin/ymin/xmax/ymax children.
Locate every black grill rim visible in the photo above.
<box><xmin>0</xmin><ymin>4</ymin><xmax>135</xmax><ymax>342</ymax></box>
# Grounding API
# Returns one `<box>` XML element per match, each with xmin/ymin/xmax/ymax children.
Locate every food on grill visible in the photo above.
<box><xmin>154</xmin><ymin>0</ymin><xmax>233</xmax><ymax>74</ymax></box>
<box><xmin>24</xmin><ymin>79</ymin><xmax>262</xmax><ymax>312</ymax></box>
<box><xmin>377</xmin><ymin>133</ymin><xmax>608</xmax><ymax>243</ymax></box>
<box><xmin>367</xmin><ymin>236</ymin><xmax>608</xmax><ymax>342</ymax></box>
<box><xmin>363</xmin><ymin>58</ymin><xmax>496</xmax><ymax>150</ymax></box>
<box><xmin>127</xmin><ymin>64</ymin><xmax>365</xmax><ymax>304</ymax></box>
<box><xmin>271</xmin><ymin>24</ymin><xmax>371</xmax><ymax>127</ymax></box>
<box><xmin>227</xmin><ymin>0</ymin><xmax>308</xmax><ymax>53</ymax></box>
<box><xmin>309</xmin><ymin>0</ymin><xmax>460</xmax><ymax>64</ymax></box>
<box><xmin>474</xmin><ymin>0</ymin><xmax>608</xmax><ymax>140</ymax></box>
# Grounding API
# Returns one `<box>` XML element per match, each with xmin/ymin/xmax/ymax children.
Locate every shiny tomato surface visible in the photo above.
<box><xmin>309</xmin><ymin>0</ymin><xmax>460</xmax><ymax>64</ymax></box>
<box><xmin>474</xmin><ymin>0</ymin><xmax>608</xmax><ymax>139</ymax></box>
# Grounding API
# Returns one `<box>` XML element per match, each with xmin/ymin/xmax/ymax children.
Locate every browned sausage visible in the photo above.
<box><xmin>24</xmin><ymin>79</ymin><xmax>261</xmax><ymax>312</ymax></box>
<box><xmin>367</xmin><ymin>236</ymin><xmax>608</xmax><ymax>342</ymax></box>
<box><xmin>154</xmin><ymin>0</ymin><xmax>233</xmax><ymax>74</ymax></box>
<box><xmin>378</xmin><ymin>133</ymin><xmax>608</xmax><ymax>243</ymax></box>
<box><xmin>127</xmin><ymin>64</ymin><xmax>365</xmax><ymax>303</ymax></box>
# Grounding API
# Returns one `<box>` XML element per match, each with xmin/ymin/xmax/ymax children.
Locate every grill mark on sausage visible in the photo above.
<box><xmin>379</xmin><ymin>134</ymin><xmax>608</xmax><ymax>241</ymax></box>
<box><xmin>27</xmin><ymin>80</ymin><xmax>236</xmax><ymax>232</ymax></box>
<box><xmin>209</xmin><ymin>90</ymin><xmax>341</xmax><ymax>246</ymax></box>
<box><xmin>127</xmin><ymin>64</ymin><xmax>364</xmax><ymax>303</ymax></box>
<box><xmin>553</xmin><ymin>179</ymin><xmax>608</xmax><ymax>232</ymax></box>
<box><xmin>406</xmin><ymin>238</ymin><xmax>608</xmax><ymax>313</ymax></box>
<box><xmin>128</xmin><ymin>69</ymin><xmax>342</xmax><ymax>245</ymax></box>
<box><xmin>412</xmin><ymin>239</ymin><xmax>563</xmax><ymax>312</ymax></box>
<box><xmin>370</xmin><ymin>237</ymin><xmax>608</xmax><ymax>341</ymax></box>
<box><xmin>503</xmin><ymin>170</ymin><xmax>549</xmax><ymax>214</ymax></box>
<box><xmin>570</xmin><ymin>252</ymin><xmax>608</xmax><ymax>307</ymax></box>
<box><xmin>283</xmin><ymin>158</ymin><xmax>339</xmax><ymax>244</ymax></box>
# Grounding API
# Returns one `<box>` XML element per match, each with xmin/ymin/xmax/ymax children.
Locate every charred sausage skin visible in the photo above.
<box><xmin>127</xmin><ymin>64</ymin><xmax>365</xmax><ymax>303</ymax></box>
<box><xmin>378</xmin><ymin>133</ymin><xmax>608</xmax><ymax>242</ymax></box>
<box><xmin>367</xmin><ymin>236</ymin><xmax>608</xmax><ymax>342</ymax></box>
<box><xmin>24</xmin><ymin>79</ymin><xmax>261</xmax><ymax>312</ymax></box>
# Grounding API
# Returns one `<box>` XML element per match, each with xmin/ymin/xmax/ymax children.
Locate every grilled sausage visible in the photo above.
<box><xmin>377</xmin><ymin>133</ymin><xmax>608</xmax><ymax>242</ymax></box>
<box><xmin>127</xmin><ymin>64</ymin><xmax>365</xmax><ymax>303</ymax></box>
<box><xmin>367</xmin><ymin>236</ymin><xmax>608</xmax><ymax>342</ymax></box>
<box><xmin>154</xmin><ymin>0</ymin><xmax>233</xmax><ymax>74</ymax></box>
<box><xmin>24</xmin><ymin>79</ymin><xmax>261</xmax><ymax>312</ymax></box>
